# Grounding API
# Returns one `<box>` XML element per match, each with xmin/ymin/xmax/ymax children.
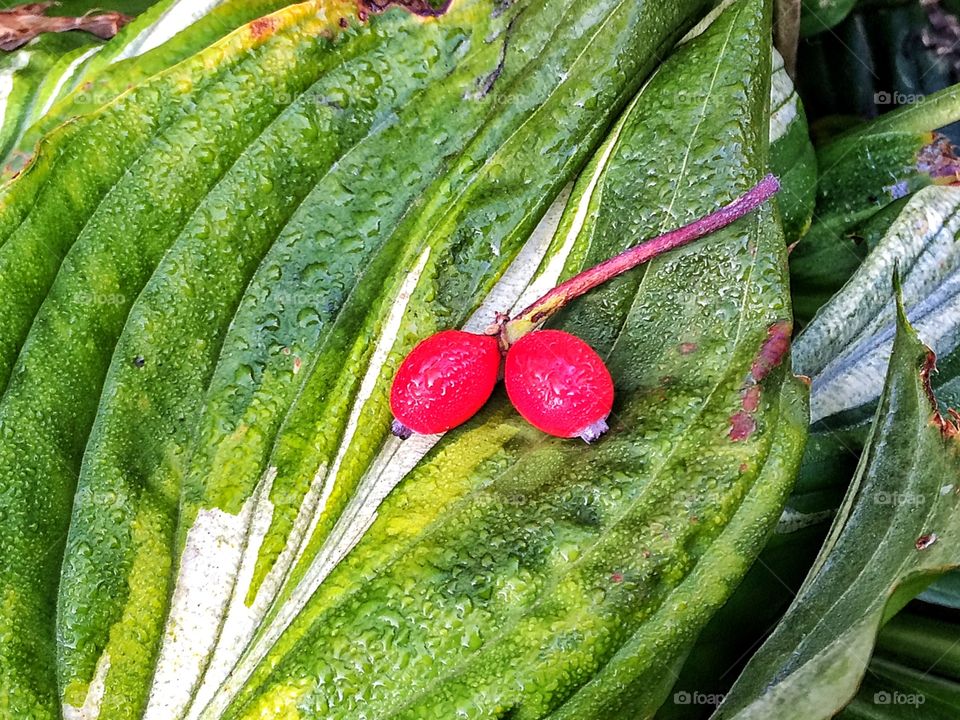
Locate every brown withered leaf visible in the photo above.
<box><xmin>0</xmin><ymin>2</ymin><xmax>131</xmax><ymax>52</ymax></box>
<box><xmin>774</xmin><ymin>0</ymin><xmax>800</xmax><ymax>77</ymax></box>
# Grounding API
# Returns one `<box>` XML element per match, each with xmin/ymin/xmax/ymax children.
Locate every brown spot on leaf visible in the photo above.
<box><xmin>249</xmin><ymin>16</ymin><xmax>277</xmax><ymax>40</ymax></box>
<box><xmin>339</xmin><ymin>16</ymin><xmax>349</xmax><ymax>28</ymax></box>
<box><xmin>0</xmin><ymin>2</ymin><xmax>131</xmax><ymax>51</ymax></box>
<box><xmin>750</xmin><ymin>320</ymin><xmax>792</xmax><ymax>382</ymax></box>
<box><xmin>741</xmin><ymin>385</ymin><xmax>761</xmax><ymax>413</ymax></box>
<box><xmin>729</xmin><ymin>411</ymin><xmax>756</xmax><ymax>442</ymax></box>
<box><xmin>679</xmin><ymin>342</ymin><xmax>698</xmax><ymax>355</ymax></box>
<box><xmin>357</xmin><ymin>0</ymin><xmax>453</xmax><ymax>18</ymax></box>
<box><xmin>610</xmin><ymin>572</ymin><xmax>624</xmax><ymax>583</ymax></box>
<box><xmin>919</xmin><ymin>349</ymin><xmax>960</xmax><ymax>437</ymax></box>
<box><xmin>467</xmin><ymin>13</ymin><xmax>515</xmax><ymax>99</ymax></box>
<box><xmin>916</xmin><ymin>533</ymin><xmax>938</xmax><ymax>550</ymax></box>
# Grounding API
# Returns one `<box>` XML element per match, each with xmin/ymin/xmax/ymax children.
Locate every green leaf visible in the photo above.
<box><xmin>714</xmin><ymin>292</ymin><xmax>960</xmax><ymax>720</ymax></box>
<box><xmin>0</xmin><ymin>32</ymin><xmax>97</xmax><ymax>172</ymax></box>
<box><xmin>790</xmin><ymin>83</ymin><xmax>960</xmax><ymax>323</ymax></box>
<box><xmin>0</xmin><ymin>0</ymin><xmax>716</xmax><ymax>718</ymax></box>
<box><xmin>0</xmin><ymin>0</ymin><xmax>297</xmax><ymax>178</ymax></box>
<box><xmin>873</xmin><ymin>611</ymin><xmax>960</xmax><ymax>682</ymax></box>
<box><xmin>795</xmin><ymin>184</ymin><xmax>960</xmax><ymax>427</ymax></box>
<box><xmin>185</xmin><ymin>1</ymin><xmax>809</xmax><ymax>717</ymax></box>
<box><xmin>799</xmin><ymin>0</ymin><xmax>856</xmax><ymax>37</ymax></box>
<box><xmin>836</xmin><ymin>610</ymin><xmax>960</xmax><ymax>718</ymax></box>
<box><xmin>919</xmin><ymin>570</ymin><xmax>960</xmax><ymax>609</ymax></box>
<box><xmin>838</xmin><ymin>656</ymin><xmax>960</xmax><ymax>719</ymax></box>
<box><xmin>769</xmin><ymin>47</ymin><xmax>816</xmax><ymax>243</ymax></box>
<box><xmin>790</xmin><ymin>195</ymin><xmax>908</xmax><ymax>326</ymax></box>
<box><xmin>656</xmin><ymin>525</ymin><xmax>827</xmax><ymax>720</ymax></box>
<box><xmin>787</xmin><ymin>184</ymin><xmax>960</xmax><ymax>512</ymax></box>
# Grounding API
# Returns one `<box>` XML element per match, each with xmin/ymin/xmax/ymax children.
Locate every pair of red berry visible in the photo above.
<box><xmin>388</xmin><ymin>175</ymin><xmax>780</xmax><ymax>443</ymax></box>
<box><xmin>390</xmin><ymin>327</ymin><xmax>614</xmax><ymax>442</ymax></box>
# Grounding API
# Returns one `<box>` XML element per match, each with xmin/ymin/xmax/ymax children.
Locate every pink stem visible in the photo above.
<box><xmin>504</xmin><ymin>174</ymin><xmax>780</xmax><ymax>342</ymax></box>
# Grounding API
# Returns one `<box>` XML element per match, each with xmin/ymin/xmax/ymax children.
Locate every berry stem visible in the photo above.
<box><xmin>501</xmin><ymin>174</ymin><xmax>781</xmax><ymax>345</ymax></box>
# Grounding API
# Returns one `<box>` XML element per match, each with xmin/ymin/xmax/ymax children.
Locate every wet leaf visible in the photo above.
<box><xmin>0</xmin><ymin>2</ymin><xmax>130</xmax><ymax>51</ymax></box>
<box><xmin>788</xmin><ymin>185</ymin><xmax>960</xmax><ymax>517</ymax></box>
<box><xmin>0</xmin><ymin>0</ymin><xmax>717</xmax><ymax>717</ymax></box>
<box><xmin>202</xmin><ymin>1</ymin><xmax>808</xmax><ymax>717</ymax></box>
<box><xmin>715</xmin><ymin>291</ymin><xmax>960</xmax><ymax>720</ymax></box>
<box><xmin>0</xmin><ymin>0</ymin><xmax>296</xmax><ymax>178</ymax></box>
<box><xmin>790</xmin><ymin>85</ymin><xmax>960</xmax><ymax>323</ymax></box>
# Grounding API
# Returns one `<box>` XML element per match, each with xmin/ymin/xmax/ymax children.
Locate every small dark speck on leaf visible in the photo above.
<box><xmin>132</xmin><ymin>356</ymin><xmax>146</xmax><ymax>368</ymax></box>
<box><xmin>916</xmin><ymin>533</ymin><xmax>938</xmax><ymax>550</ymax></box>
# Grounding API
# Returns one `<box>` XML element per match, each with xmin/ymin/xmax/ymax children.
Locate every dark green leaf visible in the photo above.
<box><xmin>715</xmin><ymin>291</ymin><xmax>960</xmax><ymax>720</ymax></box>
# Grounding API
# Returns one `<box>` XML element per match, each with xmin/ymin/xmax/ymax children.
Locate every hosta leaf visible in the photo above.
<box><xmin>656</xmin><ymin>525</ymin><xmax>826</xmax><ymax>719</ymax></box>
<box><xmin>0</xmin><ymin>31</ymin><xmax>96</xmax><ymax>170</ymax></box>
<box><xmin>787</xmin><ymin>184</ymin><xmax>960</xmax><ymax>518</ymax></box>
<box><xmin>0</xmin><ymin>0</ymin><xmax>297</xmax><ymax>178</ymax></box>
<box><xmin>769</xmin><ymin>47</ymin><xmax>815</xmax><ymax>243</ymax></box>
<box><xmin>790</xmin><ymin>84</ymin><xmax>960</xmax><ymax>323</ymax></box>
<box><xmin>1</xmin><ymin>5</ymin><xmax>379</xmax><ymax>717</ymax></box>
<box><xmin>184</xmin><ymin>1</ymin><xmax>809</xmax><ymax>717</ymax></box>
<box><xmin>26</xmin><ymin>0</ymin><xmax>716</xmax><ymax>718</ymax></box>
<box><xmin>714</xmin><ymin>292</ymin><xmax>960</xmax><ymax>720</ymax></box>
<box><xmin>795</xmin><ymin>184</ymin><xmax>960</xmax><ymax>426</ymax></box>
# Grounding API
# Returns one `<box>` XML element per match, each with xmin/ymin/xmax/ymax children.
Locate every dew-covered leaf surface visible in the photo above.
<box><xmin>715</xmin><ymin>295</ymin><xmax>960</xmax><ymax>720</ymax></box>
<box><xmin>0</xmin><ymin>0</ymin><xmax>811</xmax><ymax>718</ymax></box>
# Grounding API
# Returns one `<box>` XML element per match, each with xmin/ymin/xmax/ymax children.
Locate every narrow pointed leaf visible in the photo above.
<box><xmin>788</xmin><ymin>185</ymin><xmax>960</xmax><ymax>514</ymax></box>
<box><xmin>715</xmin><ymin>295</ymin><xmax>960</xmax><ymax>720</ymax></box>
<box><xmin>795</xmin><ymin>184</ymin><xmax>960</xmax><ymax>426</ymax></box>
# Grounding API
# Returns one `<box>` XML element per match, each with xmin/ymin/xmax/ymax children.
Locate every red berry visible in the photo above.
<box><xmin>390</xmin><ymin>330</ymin><xmax>501</xmax><ymax>437</ymax></box>
<box><xmin>504</xmin><ymin>329</ymin><xmax>613</xmax><ymax>442</ymax></box>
